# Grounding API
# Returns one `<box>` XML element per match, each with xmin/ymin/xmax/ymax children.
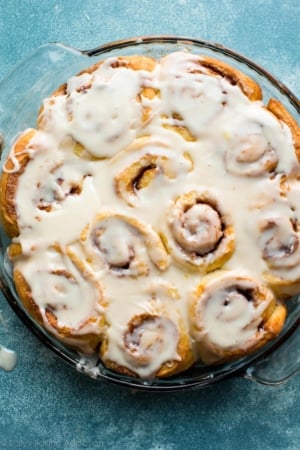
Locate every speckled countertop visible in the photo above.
<box><xmin>0</xmin><ymin>1</ymin><xmax>299</xmax><ymax>449</ymax></box>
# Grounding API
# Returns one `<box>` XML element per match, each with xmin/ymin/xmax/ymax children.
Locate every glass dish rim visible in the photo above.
<box><xmin>0</xmin><ymin>34</ymin><xmax>299</xmax><ymax>392</ymax></box>
<box><xmin>82</xmin><ymin>34</ymin><xmax>299</xmax><ymax>109</ymax></box>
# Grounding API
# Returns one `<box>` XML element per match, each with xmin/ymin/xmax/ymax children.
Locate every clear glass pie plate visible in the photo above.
<box><xmin>0</xmin><ymin>36</ymin><xmax>299</xmax><ymax>392</ymax></box>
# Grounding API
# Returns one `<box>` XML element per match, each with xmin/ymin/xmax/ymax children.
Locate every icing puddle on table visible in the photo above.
<box><xmin>0</xmin><ymin>345</ymin><xmax>17</xmax><ymax>371</ymax></box>
<box><xmin>0</xmin><ymin>313</ymin><xmax>17</xmax><ymax>372</ymax></box>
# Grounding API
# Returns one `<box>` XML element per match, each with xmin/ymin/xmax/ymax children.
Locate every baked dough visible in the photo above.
<box><xmin>1</xmin><ymin>52</ymin><xmax>299</xmax><ymax>378</ymax></box>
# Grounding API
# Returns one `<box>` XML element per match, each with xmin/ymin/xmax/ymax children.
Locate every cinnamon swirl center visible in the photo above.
<box><xmin>260</xmin><ymin>217</ymin><xmax>300</xmax><ymax>269</ymax></box>
<box><xmin>172</xmin><ymin>202</ymin><xmax>223</xmax><ymax>255</ymax></box>
<box><xmin>189</xmin><ymin>271</ymin><xmax>284</xmax><ymax>364</ymax></box>
<box><xmin>124</xmin><ymin>314</ymin><xmax>179</xmax><ymax>366</ymax></box>
<box><xmin>166</xmin><ymin>189</ymin><xmax>234</xmax><ymax>271</ymax></box>
<box><xmin>83</xmin><ymin>213</ymin><xmax>169</xmax><ymax>276</ymax></box>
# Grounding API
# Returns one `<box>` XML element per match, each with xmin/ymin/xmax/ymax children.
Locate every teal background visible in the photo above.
<box><xmin>0</xmin><ymin>1</ymin><xmax>299</xmax><ymax>449</ymax></box>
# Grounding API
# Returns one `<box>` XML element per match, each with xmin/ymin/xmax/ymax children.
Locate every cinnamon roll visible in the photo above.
<box><xmin>189</xmin><ymin>271</ymin><xmax>286</xmax><ymax>364</ymax></box>
<box><xmin>81</xmin><ymin>212</ymin><xmax>169</xmax><ymax>276</ymax></box>
<box><xmin>259</xmin><ymin>215</ymin><xmax>300</xmax><ymax>297</ymax></box>
<box><xmin>166</xmin><ymin>189</ymin><xmax>235</xmax><ymax>271</ymax></box>
<box><xmin>158</xmin><ymin>52</ymin><xmax>262</xmax><ymax>141</ymax></box>
<box><xmin>12</xmin><ymin>245</ymin><xmax>105</xmax><ymax>354</ymax></box>
<box><xmin>101</xmin><ymin>302</ymin><xmax>194</xmax><ymax>378</ymax></box>
<box><xmin>0</xmin><ymin>129</ymin><xmax>38</xmax><ymax>236</ymax></box>
<box><xmin>113</xmin><ymin>137</ymin><xmax>193</xmax><ymax>206</ymax></box>
<box><xmin>223</xmin><ymin>130</ymin><xmax>279</xmax><ymax>177</ymax></box>
<box><xmin>195</xmin><ymin>55</ymin><xmax>262</xmax><ymax>101</ymax></box>
<box><xmin>38</xmin><ymin>55</ymin><xmax>157</xmax><ymax>159</ymax></box>
<box><xmin>223</xmin><ymin>97</ymin><xmax>300</xmax><ymax>178</ymax></box>
<box><xmin>0</xmin><ymin>129</ymin><xmax>98</xmax><ymax>253</ymax></box>
<box><xmin>160</xmin><ymin>52</ymin><xmax>262</xmax><ymax>101</ymax></box>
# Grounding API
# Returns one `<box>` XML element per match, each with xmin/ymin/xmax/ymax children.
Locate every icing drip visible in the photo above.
<box><xmin>0</xmin><ymin>345</ymin><xmax>17</xmax><ymax>372</ymax></box>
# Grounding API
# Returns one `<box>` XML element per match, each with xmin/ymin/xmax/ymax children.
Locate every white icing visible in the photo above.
<box><xmin>106</xmin><ymin>314</ymin><xmax>180</xmax><ymax>378</ymax></box>
<box><xmin>41</xmin><ymin>61</ymin><xmax>150</xmax><ymax>158</ymax></box>
<box><xmin>3</xmin><ymin>51</ymin><xmax>299</xmax><ymax>377</ymax></box>
<box><xmin>192</xmin><ymin>273</ymin><xmax>270</xmax><ymax>350</ymax></box>
<box><xmin>81</xmin><ymin>213</ymin><xmax>169</xmax><ymax>277</ymax></box>
<box><xmin>15</xmin><ymin>248</ymin><xmax>103</xmax><ymax>333</ymax></box>
<box><xmin>170</xmin><ymin>203</ymin><xmax>222</xmax><ymax>254</ymax></box>
<box><xmin>0</xmin><ymin>345</ymin><xmax>17</xmax><ymax>372</ymax></box>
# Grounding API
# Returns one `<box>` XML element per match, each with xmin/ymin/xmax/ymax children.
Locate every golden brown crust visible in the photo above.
<box><xmin>0</xmin><ymin>129</ymin><xmax>37</xmax><ymax>237</ymax></box>
<box><xmin>263</xmin><ymin>299</ymin><xmax>287</xmax><ymax>336</ymax></box>
<box><xmin>259</xmin><ymin>213</ymin><xmax>300</xmax><ymax>298</ymax></box>
<box><xmin>100</xmin><ymin>312</ymin><xmax>195</xmax><ymax>378</ymax></box>
<box><xmin>40</xmin><ymin>56</ymin><xmax>156</xmax><ymax>102</ymax></box>
<box><xmin>161</xmin><ymin>112</ymin><xmax>197</xmax><ymax>142</ymax></box>
<box><xmin>263</xmin><ymin>272</ymin><xmax>300</xmax><ymax>300</ymax></box>
<box><xmin>198</xmin><ymin>55</ymin><xmax>263</xmax><ymax>101</ymax></box>
<box><xmin>14</xmin><ymin>268</ymin><xmax>44</xmax><ymax>324</ymax></box>
<box><xmin>8</xmin><ymin>242</ymin><xmax>23</xmax><ymax>259</ymax></box>
<box><xmin>44</xmin><ymin>310</ymin><xmax>103</xmax><ymax>355</ymax></box>
<box><xmin>267</xmin><ymin>98</ymin><xmax>300</xmax><ymax>162</ymax></box>
<box><xmin>112</xmin><ymin>55</ymin><xmax>156</xmax><ymax>72</ymax></box>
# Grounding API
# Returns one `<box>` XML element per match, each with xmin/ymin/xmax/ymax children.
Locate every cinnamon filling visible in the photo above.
<box><xmin>132</xmin><ymin>163</ymin><xmax>157</xmax><ymax>191</ymax></box>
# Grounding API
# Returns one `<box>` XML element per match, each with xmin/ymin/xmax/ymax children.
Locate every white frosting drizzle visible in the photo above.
<box><xmin>172</xmin><ymin>203</ymin><xmax>222</xmax><ymax>254</ymax></box>
<box><xmin>41</xmin><ymin>61</ymin><xmax>152</xmax><ymax>158</ymax></box>
<box><xmin>193</xmin><ymin>273</ymin><xmax>270</xmax><ymax>349</ymax></box>
<box><xmin>15</xmin><ymin>247</ymin><xmax>103</xmax><ymax>335</ymax></box>
<box><xmin>3</xmin><ymin>52</ymin><xmax>299</xmax><ymax>377</ymax></box>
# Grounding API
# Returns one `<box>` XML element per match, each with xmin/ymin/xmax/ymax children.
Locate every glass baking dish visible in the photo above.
<box><xmin>0</xmin><ymin>36</ymin><xmax>299</xmax><ymax>392</ymax></box>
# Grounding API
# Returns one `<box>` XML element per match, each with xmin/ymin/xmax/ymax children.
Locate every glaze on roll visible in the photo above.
<box><xmin>0</xmin><ymin>51</ymin><xmax>299</xmax><ymax>379</ymax></box>
<box><xmin>80</xmin><ymin>212</ymin><xmax>169</xmax><ymax>276</ymax></box>
<box><xmin>166</xmin><ymin>188</ymin><xmax>235</xmax><ymax>272</ymax></box>
<box><xmin>189</xmin><ymin>270</ymin><xmax>286</xmax><ymax>364</ymax></box>
<box><xmin>12</xmin><ymin>245</ymin><xmax>105</xmax><ymax>354</ymax></box>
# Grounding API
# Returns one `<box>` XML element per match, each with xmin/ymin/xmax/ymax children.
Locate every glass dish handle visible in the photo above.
<box><xmin>240</xmin><ymin>317</ymin><xmax>300</xmax><ymax>386</ymax></box>
<box><xmin>0</xmin><ymin>43</ymin><xmax>88</xmax><ymax>144</ymax></box>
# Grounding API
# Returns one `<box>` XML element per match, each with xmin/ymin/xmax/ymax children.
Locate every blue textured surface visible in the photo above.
<box><xmin>0</xmin><ymin>1</ymin><xmax>299</xmax><ymax>449</ymax></box>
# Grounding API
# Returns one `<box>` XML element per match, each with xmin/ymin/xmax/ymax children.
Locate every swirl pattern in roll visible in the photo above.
<box><xmin>159</xmin><ymin>52</ymin><xmax>262</xmax><ymax>142</ymax></box>
<box><xmin>100</xmin><ymin>281</ymin><xmax>194</xmax><ymax>378</ymax></box>
<box><xmin>80</xmin><ymin>212</ymin><xmax>169</xmax><ymax>276</ymax></box>
<box><xmin>189</xmin><ymin>271</ymin><xmax>286</xmax><ymax>364</ymax></box>
<box><xmin>0</xmin><ymin>50</ymin><xmax>299</xmax><ymax>379</ymax></box>
<box><xmin>113</xmin><ymin>136</ymin><xmax>193</xmax><ymax>206</ymax></box>
<box><xmin>166</xmin><ymin>188</ymin><xmax>235</xmax><ymax>271</ymax></box>
<box><xmin>12</xmin><ymin>245</ymin><xmax>105</xmax><ymax>354</ymax></box>
<box><xmin>38</xmin><ymin>55</ymin><xmax>157</xmax><ymax>159</ymax></box>
<box><xmin>259</xmin><ymin>214</ymin><xmax>300</xmax><ymax>297</ymax></box>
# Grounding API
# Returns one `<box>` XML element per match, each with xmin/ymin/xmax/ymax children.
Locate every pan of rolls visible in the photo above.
<box><xmin>0</xmin><ymin>37</ymin><xmax>299</xmax><ymax>390</ymax></box>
